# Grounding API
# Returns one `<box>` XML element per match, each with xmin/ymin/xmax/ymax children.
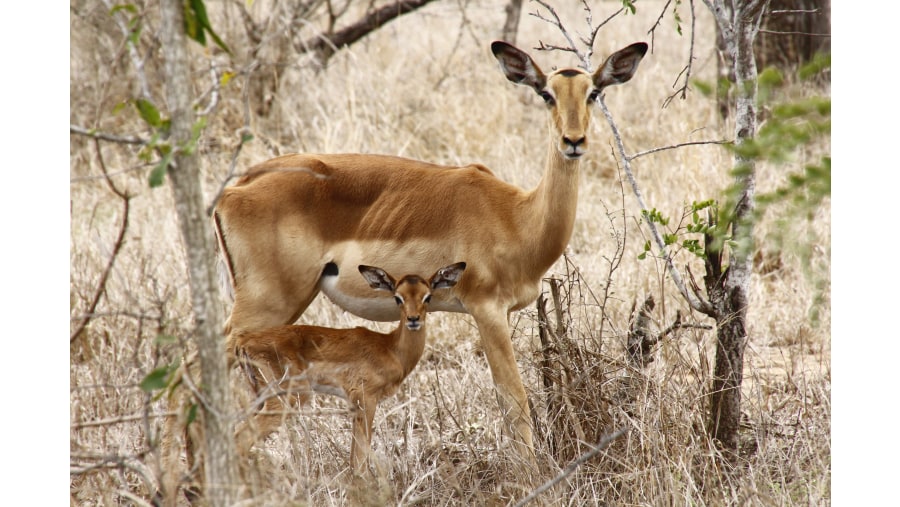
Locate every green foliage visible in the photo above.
<box><xmin>672</xmin><ymin>0</ymin><xmax>683</xmax><ymax>35</ymax></box>
<box><xmin>183</xmin><ymin>0</ymin><xmax>232</xmax><ymax>54</ymax></box>
<box><xmin>638</xmin><ymin>200</ymin><xmax>722</xmax><ymax>262</ymax></box>
<box><xmin>109</xmin><ymin>4</ymin><xmax>142</xmax><ymax>45</ymax></box>
<box><xmin>135</xmin><ymin>98</ymin><xmax>163</xmax><ymax>128</ymax></box>
<box><xmin>139</xmin><ymin>357</ymin><xmax>181</xmax><ymax>400</ymax></box>
<box><xmin>799</xmin><ymin>53</ymin><xmax>831</xmax><ymax>81</ymax></box>
<box><xmin>621</xmin><ymin>0</ymin><xmax>636</xmax><ymax>15</ymax></box>
<box><xmin>108</xmin><ymin>1</ymin><xmax>233</xmax><ymax>189</ymax></box>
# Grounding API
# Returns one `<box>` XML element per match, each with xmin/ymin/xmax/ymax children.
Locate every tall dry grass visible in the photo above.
<box><xmin>70</xmin><ymin>0</ymin><xmax>830</xmax><ymax>505</ymax></box>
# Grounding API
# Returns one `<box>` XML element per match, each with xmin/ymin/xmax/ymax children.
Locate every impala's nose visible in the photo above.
<box><xmin>406</xmin><ymin>315</ymin><xmax>422</xmax><ymax>331</ymax></box>
<box><xmin>562</xmin><ymin>136</ymin><xmax>587</xmax><ymax>158</ymax></box>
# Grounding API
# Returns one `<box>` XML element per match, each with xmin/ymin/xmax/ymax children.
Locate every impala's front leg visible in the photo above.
<box><xmin>349</xmin><ymin>395</ymin><xmax>377</xmax><ymax>473</ymax></box>
<box><xmin>470</xmin><ymin>304</ymin><xmax>536</xmax><ymax>469</ymax></box>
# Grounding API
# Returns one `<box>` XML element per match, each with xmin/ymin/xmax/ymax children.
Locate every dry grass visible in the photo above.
<box><xmin>70</xmin><ymin>1</ymin><xmax>830</xmax><ymax>505</ymax></box>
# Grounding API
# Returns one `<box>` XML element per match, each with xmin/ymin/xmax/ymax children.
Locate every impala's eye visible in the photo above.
<box><xmin>539</xmin><ymin>91</ymin><xmax>555</xmax><ymax>106</ymax></box>
<box><xmin>394</xmin><ymin>296</ymin><xmax>403</xmax><ymax>306</ymax></box>
<box><xmin>423</xmin><ymin>294</ymin><xmax>432</xmax><ymax>304</ymax></box>
<box><xmin>588</xmin><ymin>89</ymin><xmax>601</xmax><ymax>103</ymax></box>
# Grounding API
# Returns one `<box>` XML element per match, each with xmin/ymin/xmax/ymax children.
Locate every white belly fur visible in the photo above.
<box><xmin>318</xmin><ymin>243</ymin><xmax>467</xmax><ymax>321</ymax></box>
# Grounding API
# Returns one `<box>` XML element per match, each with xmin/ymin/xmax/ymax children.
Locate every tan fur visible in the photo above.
<box><xmin>213</xmin><ymin>41</ymin><xmax>647</xmax><ymax>463</ymax></box>
<box><xmin>233</xmin><ymin>263</ymin><xmax>465</xmax><ymax>472</ymax></box>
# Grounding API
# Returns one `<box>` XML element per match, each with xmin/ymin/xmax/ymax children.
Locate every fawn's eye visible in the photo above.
<box><xmin>394</xmin><ymin>296</ymin><xmax>403</xmax><ymax>306</ymax></box>
<box><xmin>423</xmin><ymin>294</ymin><xmax>432</xmax><ymax>304</ymax></box>
<box><xmin>588</xmin><ymin>89</ymin><xmax>601</xmax><ymax>103</ymax></box>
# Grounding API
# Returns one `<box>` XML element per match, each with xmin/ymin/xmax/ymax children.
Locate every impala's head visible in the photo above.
<box><xmin>491</xmin><ymin>41</ymin><xmax>648</xmax><ymax>160</ymax></box>
<box><xmin>359</xmin><ymin>263</ymin><xmax>467</xmax><ymax>331</ymax></box>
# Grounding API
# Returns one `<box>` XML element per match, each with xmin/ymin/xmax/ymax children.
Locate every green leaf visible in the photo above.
<box><xmin>140</xmin><ymin>366</ymin><xmax>171</xmax><ymax>392</ymax></box>
<box><xmin>186</xmin><ymin>0</ymin><xmax>232</xmax><ymax>54</ymax></box>
<box><xmin>109</xmin><ymin>3</ymin><xmax>138</xmax><ymax>15</ymax></box>
<box><xmin>183</xmin><ymin>0</ymin><xmax>204</xmax><ymax>44</ymax></box>
<box><xmin>149</xmin><ymin>150</ymin><xmax>173</xmax><ymax>188</ymax></box>
<box><xmin>112</xmin><ymin>100</ymin><xmax>128</xmax><ymax>115</ymax></box>
<box><xmin>186</xmin><ymin>404</ymin><xmax>198</xmax><ymax>425</ymax></box>
<box><xmin>799</xmin><ymin>52</ymin><xmax>831</xmax><ymax>81</ymax></box>
<box><xmin>692</xmin><ymin>79</ymin><xmax>713</xmax><ymax>97</ymax></box>
<box><xmin>220</xmin><ymin>70</ymin><xmax>236</xmax><ymax>87</ymax></box>
<box><xmin>135</xmin><ymin>98</ymin><xmax>162</xmax><ymax>128</ymax></box>
<box><xmin>758</xmin><ymin>67</ymin><xmax>784</xmax><ymax>90</ymax></box>
<box><xmin>154</xmin><ymin>334</ymin><xmax>177</xmax><ymax>345</ymax></box>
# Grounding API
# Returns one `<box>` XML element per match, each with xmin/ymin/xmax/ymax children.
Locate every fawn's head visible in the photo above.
<box><xmin>359</xmin><ymin>262</ymin><xmax>467</xmax><ymax>331</ymax></box>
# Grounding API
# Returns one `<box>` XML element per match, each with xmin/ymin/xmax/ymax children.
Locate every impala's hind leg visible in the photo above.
<box><xmin>224</xmin><ymin>267</ymin><xmax>324</xmax><ymax>348</ymax></box>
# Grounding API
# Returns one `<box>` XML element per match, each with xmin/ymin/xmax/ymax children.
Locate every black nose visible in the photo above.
<box><xmin>408</xmin><ymin>315</ymin><xmax>420</xmax><ymax>322</ymax></box>
<box><xmin>563</xmin><ymin>136</ymin><xmax>585</xmax><ymax>148</ymax></box>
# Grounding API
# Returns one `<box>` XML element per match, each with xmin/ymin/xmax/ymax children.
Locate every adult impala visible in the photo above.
<box><xmin>234</xmin><ymin>263</ymin><xmax>466</xmax><ymax>472</ymax></box>
<box><xmin>213</xmin><ymin>40</ymin><xmax>647</xmax><ymax>464</ymax></box>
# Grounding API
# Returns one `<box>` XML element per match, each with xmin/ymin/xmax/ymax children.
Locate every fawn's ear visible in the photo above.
<box><xmin>430</xmin><ymin>262</ymin><xmax>466</xmax><ymax>290</ymax></box>
<box><xmin>593</xmin><ymin>42</ymin><xmax>648</xmax><ymax>91</ymax></box>
<box><xmin>491</xmin><ymin>41</ymin><xmax>547</xmax><ymax>95</ymax></box>
<box><xmin>359</xmin><ymin>265</ymin><xmax>396</xmax><ymax>292</ymax></box>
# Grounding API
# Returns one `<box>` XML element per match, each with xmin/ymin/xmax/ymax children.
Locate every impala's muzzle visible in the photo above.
<box><xmin>405</xmin><ymin>316</ymin><xmax>422</xmax><ymax>331</ymax></box>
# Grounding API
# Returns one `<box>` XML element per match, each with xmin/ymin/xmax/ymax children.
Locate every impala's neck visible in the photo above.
<box><xmin>523</xmin><ymin>143</ymin><xmax>581</xmax><ymax>275</ymax></box>
<box><xmin>393</xmin><ymin>324</ymin><xmax>427</xmax><ymax>379</ymax></box>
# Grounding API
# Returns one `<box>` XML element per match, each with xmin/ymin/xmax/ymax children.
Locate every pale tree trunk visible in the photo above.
<box><xmin>159</xmin><ymin>0</ymin><xmax>240</xmax><ymax>503</ymax></box>
<box><xmin>704</xmin><ymin>0</ymin><xmax>765</xmax><ymax>461</ymax></box>
<box><xmin>501</xmin><ymin>0</ymin><xmax>524</xmax><ymax>44</ymax></box>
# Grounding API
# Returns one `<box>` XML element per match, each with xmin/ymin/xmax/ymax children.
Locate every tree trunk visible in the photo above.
<box><xmin>705</xmin><ymin>0</ymin><xmax>764</xmax><ymax>462</ymax></box>
<box><xmin>501</xmin><ymin>0</ymin><xmax>523</xmax><ymax>44</ymax></box>
<box><xmin>159</xmin><ymin>1</ymin><xmax>240</xmax><ymax>503</ymax></box>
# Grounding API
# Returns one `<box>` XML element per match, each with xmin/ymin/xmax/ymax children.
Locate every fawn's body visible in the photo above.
<box><xmin>233</xmin><ymin>262</ymin><xmax>466</xmax><ymax>471</ymax></box>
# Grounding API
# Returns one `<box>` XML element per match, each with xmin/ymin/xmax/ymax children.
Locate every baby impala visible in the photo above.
<box><xmin>233</xmin><ymin>262</ymin><xmax>466</xmax><ymax>471</ymax></box>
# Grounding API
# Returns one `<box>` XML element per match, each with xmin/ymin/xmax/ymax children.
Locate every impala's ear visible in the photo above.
<box><xmin>430</xmin><ymin>262</ymin><xmax>466</xmax><ymax>290</ymax></box>
<box><xmin>491</xmin><ymin>41</ymin><xmax>547</xmax><ymax>94</ymax></box>
<box><xmin>593</xmin><ymin>42</ymin><xmax>648</xmax><ymax>91</ymax></box>
<box><xmin>359</xmin><ymin>265</ymin><xmax>396</xmax><ymax>292</ymax></box>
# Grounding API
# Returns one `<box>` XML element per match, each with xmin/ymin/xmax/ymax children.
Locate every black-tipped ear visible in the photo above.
<box><xmin>491</xmin><ymin>41</ymin><xmax>547</xmax><ymax>93</ymax></box>
<box><xmin>593</xmin><ymin>42</ymin><xmax>648</xmax><ymax>90</ymax></box>
<box><xmin>359</xmin><ymin>265</ymin><xmax>396</xmax><ymax>292</ymax></box>
<box><xmin>430</xmin><ymin>262</ymin><xmax>466</xmax><ymax>290</ymax></box>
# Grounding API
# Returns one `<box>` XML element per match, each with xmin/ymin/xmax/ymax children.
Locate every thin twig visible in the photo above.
<box><xmin>662</xmin><ymin>0</ymin><xmax>698</xmax><ymax>107</ymax></box>
<box><xmin>627</xmin><ymin>139</ymin><xmax>731</xmax><ymax>161</ymax></box>
<box><xmin>70</xmin><ymin>125</ymin><xmax>147</xmax><ymax>145</ymax></box>
<box><xmin>514</xmin><ymin>427</ymin><xmax>628</xmax><ymax>507</ymax></box>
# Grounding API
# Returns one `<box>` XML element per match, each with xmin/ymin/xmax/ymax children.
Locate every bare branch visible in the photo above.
<box><xmin>627</xmin><ymin>139</ymin><xmax>731</xmax><ymax>161</ymax></box>
<box><xmin>661</xmin><ymin>0</ymin><xmax>699</xmax><ymax>107</ymax></box>
<box><xmin>300</xmin><ymin>0</ymin><xmax>439</xmax><ymax>66</ymax></box>
<box><xmin>71</xmin><ymin>140</ymin><xmax>133</xmax><ymax>344</ymax></box>
<box><xmin>70</xmin><ymin>125</ymin><xmax>147</xmax><ymax>145</ymax></box>
<box><xmin>530</xmin><ymin>0</ymin><xmax>627</xmax><ymax>71</ymax></box>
